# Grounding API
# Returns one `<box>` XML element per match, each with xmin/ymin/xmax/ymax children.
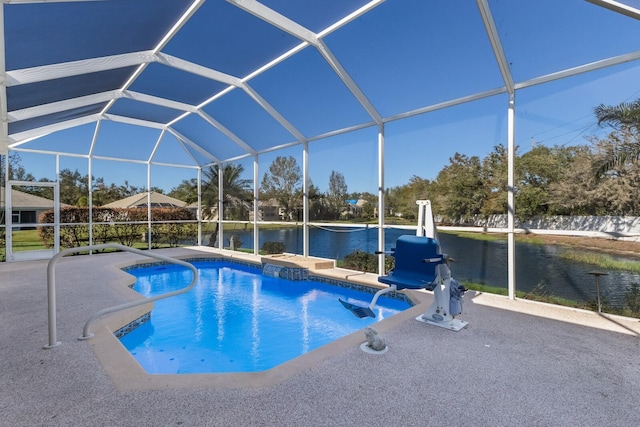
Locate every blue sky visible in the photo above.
<box><xmin>9</xmin><ymin>0</ymin><xmax>640</xmax><ymax>196</ymax></box>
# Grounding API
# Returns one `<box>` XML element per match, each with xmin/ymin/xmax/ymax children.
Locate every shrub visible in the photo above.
<box><xmin>38</xmin><ymin>207</ymin><xmax>197</xmax><ymax>249</ymax></box>
<box><xmin>150</xmin><ymin>208</ymin><xmax>197</xmax><ymax>247</ymax></box>
<box><xmin>343</xmin><ymin>250</ymin><xmax>394</xmax><ymax>274</ymax></box>
<box><xmin>110</xmin><ymin>208</ymin><xmax>147</xmax><ymax>246</ymax></box>
<box><xmin>261</xmin><ymin>241</ymin><xmax>285</xmax><ymax>254</ymax></box>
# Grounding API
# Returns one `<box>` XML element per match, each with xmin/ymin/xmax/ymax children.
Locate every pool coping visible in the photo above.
<box><xmin>88</xmin><ymin>247</ymin><xmax>430</xmax><ymax>390</ymax></box>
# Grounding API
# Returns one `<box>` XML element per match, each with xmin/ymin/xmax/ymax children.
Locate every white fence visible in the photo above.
<box><xmin>456</xmin><ymin>215</ymin><xmax>640</xmax><ymax>241</ymax></box>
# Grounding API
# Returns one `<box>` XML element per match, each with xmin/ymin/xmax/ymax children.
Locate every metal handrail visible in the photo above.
<box><xmin>44</xmin><ymin>243</ymin><xmax>198</xmax><ymax>349</ymax></box>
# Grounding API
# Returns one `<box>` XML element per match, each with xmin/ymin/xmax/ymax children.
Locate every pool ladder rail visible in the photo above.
<box><xmin>44</xmin><ymin>243</ymin><xmax>198</xmax><ymax>349</ymax></box>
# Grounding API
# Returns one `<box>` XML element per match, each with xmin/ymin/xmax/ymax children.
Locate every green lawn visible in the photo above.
<box><xmin>559</xmin><ymin>250</ymin><xmax>640</xmax><ymax>274</ymax></box>
<box><xmin>7</xmin><ymin>228</ymin><xmax>178</xmax><ymax>254</ymax></box>
<box><xmin>11</xmin><ymin>229</ymin><xmax>48</xmax><ymax>252</ymax></box>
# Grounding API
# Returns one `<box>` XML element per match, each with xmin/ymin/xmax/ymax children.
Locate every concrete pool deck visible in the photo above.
<box><xmin>1</xmin><ymin>246</ymin><xmax>640</xmax><ymax>426</ymax></box>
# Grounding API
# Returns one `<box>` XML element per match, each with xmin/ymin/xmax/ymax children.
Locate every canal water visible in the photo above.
<box><xmin>219</xmin><ymin>226</ymin><xmax>640</xmax><ymax>309</ymax></box>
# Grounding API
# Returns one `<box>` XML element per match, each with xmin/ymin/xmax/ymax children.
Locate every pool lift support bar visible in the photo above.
<box><xmin>339</xmin><ymin>200</ymin><xmax>468</xmax><ymax>331</ymax></box>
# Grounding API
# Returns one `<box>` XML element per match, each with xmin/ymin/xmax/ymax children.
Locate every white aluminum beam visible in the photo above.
<box><xmin>167</xmin><ymin>110</ymin><xmax>194</xmax><ymax>128</ymax></box>
<box><xmin>316</xmin><ymin>40</ymin><xmax>383</xmax><ymax>124</ymax></box>
<box><xmin>102</xmin><ymin>114</ymin><xmax>166</xmax><ymax>130</ymax></box>
<box><xmin>156</xmin><ymin>52</ymin><xmax>243</xmax><ymax>87</ymax></box>
<box><xmin>507</xmin><ymin>93</ymin><xmax>516</xmax><ymax>300</ymax></box>
<box><xmin>302</xmin><ymin>141</ymin><xmax>309</xmax><ymax>257</ymax></box>
<box><xmin>197</xmin><ymin>167</ymin><xmax>202</xmax><ymax>245</ymax></box>
<box><xmin>149</xmin><ymin>160</ymin><xmax>199</xmax><ymax>169</ymax></box>
<box><xmin>4</xmin><ymin>51</ymin><xmax>156</xmax><ymax>86</ymax></box>
<box><xmin>250</xmin><ymin>139</ymin><xmax>300</xmax><ymax>156</ymax></box>
<box><xmin>7</xmin><ymin>90</ymin><xmax>122</xmax><ymax>122</ymax></box>
<box><xmin>197</xmin><ymin>110</ymin><xmax>257</xmax><ymax>154</ymax></box>
<box><xmin>91</xmin><ymin>155</ymin><xmax>148</xmax><ymax>165</ymax></box>
<box><xmin>11</xmin><ymin>147</ymin><xmax>87</xmax><ymax>157</ymax></box>
<box><xmin>8</xmin><ymin>114</ymin><xmax>100</xmax><ymax>143</ymax></box>
<box><xmin>88</xmin><ymin>120</ymin><xmax>100</xmax><ymax>157</ymax></box>
<box><xmin>515</xmin><ymin>50</ymin><xmax>640</xmax><ymax>90</ymax></box>
<box><xmin>173</xmin><ymin>137</ymin><xmax>201</xmax><ymax>167</ymax></box>
<box><xmin>253</xmin><ymin>154</ymin><xmax>258</xmax><ymax>255</ymax></box>
<box><xmin>242</xmin><ymin>83</ymin><xmax>307</xmax><ymax>142</ymax></box>
<box><xmin>319</xmin><ymin>0</ymin><xmax>385</xmax><ymax>37</ymax></box>
<box><xmin>0</xmin><ymin>5</ymin><xmax>8</xmax><ymax>154</ymax></box>
<box><xmin>217</xmin><ymin>164</ymin><xmax>223</xmax><ymax>249</ymax></box>
<box><xmin>242</xmin><ymin>39</ymin><xmax>308</xmax><ymax>82</ymax></box>
<box><xmin>13</xmin><ymin>149</ymin><xmax>200</xmax><ymax>173</ymax></box>
<box><xmin>377</xmin><ymin>125</ymin><xmax>385</xmax><ymax>275</ymax></box>
<box><xmin>124</xmin><ymin>90</ymin><xmax>197</xmax><ymax>113</ymax></box>
<box><xmin>306</xmin><ymin>121</ymin><xmax>377</xmax><ymax>144</ymax></box>
<box><xmin>148</xmin><ymin>129</ymin><xmax>166</xmax><ymax>163</ymax></box>
<box><xmin>228</xmin><ymin>0</ymin><xmax>318</xmax><ymax>45</ymax></box>
<box><xmin>586</xmin><ymin>0</ymin><xmax>640</xmax><ymax>19</ymax></box>
<box><xmin>386</xmin><ymin>87</ymin><xmax>508</xmax><ymax>124</ymax></box>
<box><xmin>154</xmin><ymin>0</ymin><xmax>205</xmax><ymax>53</ymax></box>
<box><xmin>166</xmin><ymin>128</ymin><xmax>220</xmax><ymax>163</ymax></box>
<box><xmin>476</xmin><ymin>0</ymin><xmax>515</xmax><ymax>93</ymax></box>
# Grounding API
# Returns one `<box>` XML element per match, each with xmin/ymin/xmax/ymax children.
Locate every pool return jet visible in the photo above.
<box><xmin>339</xmin><ymin>200</ymin><xmax>468</xmax><ymax>331</ymax></box>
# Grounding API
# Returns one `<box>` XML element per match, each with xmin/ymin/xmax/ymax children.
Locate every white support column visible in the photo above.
<box><xmin>0</xmin><ymin>5</ymin><xmax>8</xmax><ymax>156</ymax></box>
<box><xmin>3</xmin><ymin>152</ymin><xmax>9</xmax><ymax>258</ymax></box>
<box><xmin>507</xmin><ymin>92</ymin><xmax>516</xmax><ymax>300</ymax></box>
<box><xmin>88</xmin><ymin>156</ymin><xmax>93</xmax><ymax>248</ymax></box>
<box><xmin>253</xmin><ymin>155</ymin><xmax>259</xmax><ymax>255</ymax></box>
<box><xmin>87</xmin><ymin>121</ymin><xmax>100</xmax><ymax>251</ymax></box>
<box><xmin>218</xmin><ymin>163</ymin><xmax>224</xmax><ymax>249</ymax></box>
<box><xmin>54</xmin><ymin>155</ymin><xmax>60</xmax><ymax>255</ymax></box>
<box><xmin>302</xmin><ymin>141</ymin><xmax>309</xmax><ymax>257</ymax></box>
<box><xmin>146</xmin><ymin>162</ymin><xmax>152</xmax><ymax>250</ymax></box>
<box><xmin>377</xmin><ymin>124</ymin><xmax>385</xmax><ymax>275</ymax></box>
<box><xmin>197</xmin><ymin>167</ymin><xmax>202</xmax><ymax>246</ymax></box>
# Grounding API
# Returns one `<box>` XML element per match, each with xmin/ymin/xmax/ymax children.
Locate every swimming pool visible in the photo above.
<box><xmin>119</xmin><ymin>260</ymin><xmax>411</xmax><ymax>374</ymax></box>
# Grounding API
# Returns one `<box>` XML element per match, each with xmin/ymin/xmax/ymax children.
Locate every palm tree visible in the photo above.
<box><xmin>594</xmin><ymin>98</ymin><xmax>640</xmax><ymax>177</ymax></box>
<box><xmin>202</xmin><ymin>163</ymin><xmax>251</xmax><ymax>246</ymax></box>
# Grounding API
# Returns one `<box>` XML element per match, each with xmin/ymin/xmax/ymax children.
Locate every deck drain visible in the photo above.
<box><xmin>360</xmin><ymin>327</ymin><xmax>388</xmax><ymax>354</ymax></box>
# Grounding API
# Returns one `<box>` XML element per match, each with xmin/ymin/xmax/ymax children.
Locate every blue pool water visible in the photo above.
<box><xmin>120</xmin><ymin>260</ymin><xmax>410</xmax><ymax>374</ymax></box>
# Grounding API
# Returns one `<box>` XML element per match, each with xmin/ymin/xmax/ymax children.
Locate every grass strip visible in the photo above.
<box><xmin>559</xmin><ymin>250</ymin><xmax>640</xmax><ymax>273</ymax></box>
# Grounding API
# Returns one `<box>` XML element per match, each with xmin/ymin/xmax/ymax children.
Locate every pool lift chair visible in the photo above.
<box><xmin>339</xmin><ymin>200</ymin><xmax>468</xmax><ymax>331</ymax></box>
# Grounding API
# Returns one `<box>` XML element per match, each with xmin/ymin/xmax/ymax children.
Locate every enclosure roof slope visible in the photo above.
<box><xmin>2</xmin><ymin>0</ymin><xmax>640</xmax><ymax>166</ymax></box>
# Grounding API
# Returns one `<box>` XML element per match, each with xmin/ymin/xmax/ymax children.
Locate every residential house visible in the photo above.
<box><xmin>1</xmin><ymin>186</ymin><xmax>60</xmax><ymax>229</ymax></box>
<box><xmin>249</xmin><ymin>199</ymin><xmax>281</xmax><ymax>221</ymax></box>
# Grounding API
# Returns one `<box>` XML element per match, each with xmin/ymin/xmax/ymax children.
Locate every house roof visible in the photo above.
<box><xmin>2</xmin><ymin>1</ymin><xmax>639</xmax><ymax>165</ymax></box>
<box><xmin>102</xmin><ymin>191</ymin><xmax>187</xmax><ymax>208</ymax></box>
<box><xmin>2</xmin><ymin>186</ymin><xmax>56</xmax><ymax>210</ymax></box>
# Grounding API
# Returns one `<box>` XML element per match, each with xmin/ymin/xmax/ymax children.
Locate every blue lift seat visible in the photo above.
<box><xmin>378</xmin><ymin>235</ymin><xmax>443</xmax><ymax>291</ymax></box>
